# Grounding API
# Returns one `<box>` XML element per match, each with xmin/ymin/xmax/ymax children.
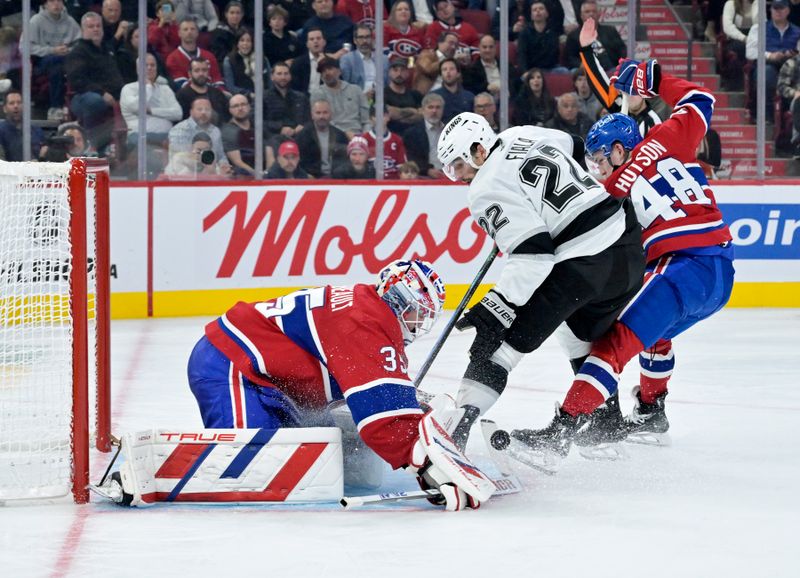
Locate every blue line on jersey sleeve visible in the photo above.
<box><xmin>347</xmin><ymin>382</ymin><xmax>420</xmax><ymax>427</ymax></box>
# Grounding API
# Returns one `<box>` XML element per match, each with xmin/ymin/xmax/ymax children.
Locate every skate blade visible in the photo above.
<box><xmin>505</xmin><ymin>438</ymin><xmax>561</xmax><ymax>475</ymax></box>
<box><xmin>87</xmin><ymin>481</ymin><xmax>123</xmax><ymax>503</ymax></box>
<box><xmin>625</xmin><ymin>431</ymin><xmax>672</xmax><ymax>447</ymax></box>
<box><xmin>577</xmin><ymin>442</ymin><xmax>628</xmax><ymax>461</ymax></box>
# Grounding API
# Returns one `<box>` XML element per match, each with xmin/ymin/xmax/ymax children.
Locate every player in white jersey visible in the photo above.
<box><xmin>437</xmin><ymin>113</ymin><xmax>645</xmax><ymax>447</ymax></box>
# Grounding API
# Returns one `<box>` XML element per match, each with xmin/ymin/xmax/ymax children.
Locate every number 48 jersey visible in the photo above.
<box><xmin>468</xmin><ymin>125</ymin><xmax>633</xmax><ymax>307</ymax></box>
<box><xmin>603</xmin><ymin>74</ymin><xmax>733</xmax><ymax>263</ymax></box>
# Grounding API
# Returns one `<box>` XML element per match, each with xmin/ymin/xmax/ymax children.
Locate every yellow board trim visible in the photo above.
<box><xmin>110</xmin><ymin>282</ymin><xmax>800</xmax><ymax>319</ymax></box>
<box><xmin>111</xmin><ymin>292</ymin><xmax>150</xmax><ymax>319</ymax></box>
<box><xmin>725</xmin><ymin>282</ymin><xmax>800</xmax><ymax>307</ymax></box>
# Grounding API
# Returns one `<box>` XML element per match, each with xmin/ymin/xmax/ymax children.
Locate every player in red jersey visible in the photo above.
<box><xmin>187</xmin><ymin>259</ymin><xmax>490</xmax><ymax>509</ymax></box>
<box><xmin>503</xmin><ymin>61</ymin><xmax>736</xmax><ymax>460</ymax></box>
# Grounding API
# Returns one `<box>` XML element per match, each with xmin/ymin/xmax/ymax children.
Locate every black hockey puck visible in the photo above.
<box><xmin>490</xmin><ymin>429</ymin><xmax>511</xmax><ymax>450</ymax></box>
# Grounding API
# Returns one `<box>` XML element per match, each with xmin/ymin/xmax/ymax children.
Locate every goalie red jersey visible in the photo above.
<box><xmin>205</xmin><ymin>284</ymin><xmax>423</xmax><ymax>468</ymax></box>
<box><xmin>602</xmin><ymin>74</ymin><xmax>732</xmax><ymax>262</ymax></box>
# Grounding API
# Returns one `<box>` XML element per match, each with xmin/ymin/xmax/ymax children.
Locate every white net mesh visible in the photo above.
<box><xmin>0</xmin><ymin>160</ymin><xmax>97</xmax><ymax>501</ymax></box>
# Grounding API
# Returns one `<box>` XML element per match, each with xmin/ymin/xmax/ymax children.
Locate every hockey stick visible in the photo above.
<box><xmin>620</xmin><ymin>92</ymin><xmax>630</xmax><ymax>115</ymax></box>
<box><xmin>413</xmin><ymin>244</ymin><xmax>500</xmax><ymax>388</ymax></box>
<box><xmin>340</xmin><ymin>472</ymin><xmax>522</xmax><ymax>509</ymax></box>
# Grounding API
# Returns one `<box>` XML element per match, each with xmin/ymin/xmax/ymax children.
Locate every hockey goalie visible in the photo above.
<box><xmin>93</xmin><ymin>260</ymin><xmax>495</xmax><ymax>511</ymax></box>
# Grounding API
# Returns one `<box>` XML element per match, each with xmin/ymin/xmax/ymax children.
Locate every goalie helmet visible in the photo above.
<box><xmin>585</xmin><ymin>113</ymin><xmax>642</xmax><ymax>158</ymax></box>
<box><xmin>376</xmin><ymin>259</ymin><xmax>445</xmax><ymax>344</ymax></box>
<box><xmin>437</xmin><ymin>112</ymin><xmax>497</xmax><ymax>181</ymax></box>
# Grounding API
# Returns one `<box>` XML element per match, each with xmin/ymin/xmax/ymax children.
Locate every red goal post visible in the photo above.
<box><xmin>0</xmin><ymin>158</ymin><xmax>111</xmax><ymax>504</ymax></box>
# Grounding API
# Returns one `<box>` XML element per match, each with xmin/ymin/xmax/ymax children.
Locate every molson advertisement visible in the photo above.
<box><xmin>107</xmin><ymin>182</ymin><xmax>800</xmax><ymax>318</ymax></box>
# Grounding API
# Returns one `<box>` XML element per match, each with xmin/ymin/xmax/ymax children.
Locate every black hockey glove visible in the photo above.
<box><xmin>455</xmin><ymin>290</ymin><xmax>516</xmax><ymax>360</ymax></box>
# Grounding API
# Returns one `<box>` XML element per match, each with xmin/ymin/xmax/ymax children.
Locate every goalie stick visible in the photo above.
<box><xmin>340</xmin><ymin>472</ymin><xmax>522</xmax><ymax>509</ymax></box>
<box><xmin>413</xmin><ymin>244</ymin><xmax>500</xmax><ymax>389</ymax></box>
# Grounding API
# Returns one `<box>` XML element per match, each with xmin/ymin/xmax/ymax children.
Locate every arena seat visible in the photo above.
<box><xmin>544</xmin><ymin>72</ymin><xmax>574</xmax><ymax>97</ymax></box>
<box><xmin>460</xmin><ymin>9</ymin><xmax>491</xmax><ymax>35</ymax></box>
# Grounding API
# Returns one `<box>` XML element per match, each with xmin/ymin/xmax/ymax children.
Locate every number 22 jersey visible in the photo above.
<box><xmin>467</xmin><ymin>125</ymin><xmax>634</xmax><ymax>308</ymax></box>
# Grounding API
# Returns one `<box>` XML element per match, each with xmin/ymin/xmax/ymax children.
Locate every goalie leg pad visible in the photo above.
<box><xmin>115</xmin><ymin>428</ymin><xmax>343</xmax><ymax>505</ymax></box>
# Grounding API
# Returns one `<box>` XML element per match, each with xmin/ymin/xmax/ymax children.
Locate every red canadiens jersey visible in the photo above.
<box><xmin>603</xmin><ymin>74</ymin><xmax>732</xmax><ymax>263</ymax></box>
<box><xmin>362</xmin><ymin>130</ymin><xmax>407</xmax><ymax>178</ymax></box>
<box><xmin>205</xmin><ymin>284</ymin><xmax>422</xmax><ymax>469</ymax></box>
<box><xmin>385</xmin><ymin>25</ymin><xmax>426</xmax><ymax>58</ymax></box>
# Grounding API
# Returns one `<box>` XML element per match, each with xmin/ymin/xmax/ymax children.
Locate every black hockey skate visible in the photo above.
<box><xmin>572</xmin><ymin>394</ymin><xmax>629</xmax><ymax>461</ymax></box>
<box><xmin>623</xmin><ymin>387</ymin><xmax>671</xmax><ymax>446</ymax></box>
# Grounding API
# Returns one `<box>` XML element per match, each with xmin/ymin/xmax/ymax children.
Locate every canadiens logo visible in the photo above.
<box><xmin>388</xmin><ymin>39</ymin><xmax>422</xmax><ymax>56</ymax></box>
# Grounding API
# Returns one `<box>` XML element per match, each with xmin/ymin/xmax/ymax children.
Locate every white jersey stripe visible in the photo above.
<box><xmin>321</xmin><ymin>362</ymin><xmax>333</xmax><ymax>403</ymax></box>
<box><xmin>306</xmin><ymin>302</ymin><xmax>327</xmax><ymax>365</ymax></box>
<box><xmin>640</xmin><ymin>367</ymin><xmax>674</xmax><ymax>379</ymax></box>
<box><xmin>575</xmin><ymin>373</ymin><xmax>612</xmax><ymax>400</ymax></box>
<box><xmin>344</xmin><ymin>378</ymin><xmax>416</xmax><ymax>398</ymax></box>
<box><xmin>221</xmin><ymin>313</ymin><xmax>268</xmax><ymax>375</ymax></box>
<box><xmin>585</xmin><ymin>355</ymin><xmax>617</xmax><ymax>378</ymax></box>
<box><xmin>644</xmin><ymin>220</ymin><xmax>724</xmax><ymax>247</ymax></box>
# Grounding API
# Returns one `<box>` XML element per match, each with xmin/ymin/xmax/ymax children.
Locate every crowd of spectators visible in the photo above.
<box><xmin>2</xmin><ymin>0</ymin><xmax>795</xmax><ymax>176</ymax></box>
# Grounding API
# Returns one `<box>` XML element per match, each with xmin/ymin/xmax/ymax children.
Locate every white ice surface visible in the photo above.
<box><xmin>1</xmin><ymin>309</ymin><xmax>798</xmax><ymax>578</ymax></box>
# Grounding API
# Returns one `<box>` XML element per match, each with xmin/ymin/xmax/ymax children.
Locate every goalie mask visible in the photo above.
<box><xmin>376</xmin><ymin>260</ymin><xmax>445</xmax><ymax>344</ymax></box>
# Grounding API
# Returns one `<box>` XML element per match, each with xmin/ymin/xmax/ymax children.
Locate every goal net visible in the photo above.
<box><xmin>0</xmin><ymin>159</ymin><xmax>110</xmax><ymax>504</ymax></box>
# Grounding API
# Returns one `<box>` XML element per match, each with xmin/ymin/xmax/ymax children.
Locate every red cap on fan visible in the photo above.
<box><xmin>278</xmin><ymin>141</ymin><xmax>299</xmax><ymax>157</ymax></box>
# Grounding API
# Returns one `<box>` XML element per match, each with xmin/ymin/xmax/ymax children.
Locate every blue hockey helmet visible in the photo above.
<box><xmin>585</xmin><ymin>113</ymin><xmax>642</xmax><ymax>159</ymax></box>
<box><xmin>376</xmin><ymin>259</ymin><xmax>445</xmax><ymax>344</ymax></box>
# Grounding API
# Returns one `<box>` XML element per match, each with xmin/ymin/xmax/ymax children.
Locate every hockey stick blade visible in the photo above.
<box><xmin>340</xmin><ymin>489</ymin><xmax>441</xmax><ymax>509</ymax></box>
<box><xmin>341</xmin><ymin>473</ymin><xmax>521</xmax><ymax>509</ymax></box>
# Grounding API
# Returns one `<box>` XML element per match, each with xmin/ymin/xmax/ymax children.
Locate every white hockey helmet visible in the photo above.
<box><xmin>376</xmin><ymin>259</ymin><xmax>446</xmax><ymax>344</ymax></box>
<box><xmin>436</xmin><ymin>112</ymin><xmax>497</xmax><ymax>181</ymax></box>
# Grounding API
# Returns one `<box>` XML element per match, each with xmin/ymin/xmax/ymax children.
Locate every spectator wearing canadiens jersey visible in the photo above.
<box><xmin>362</xmin><ymin>104</ymin><xmax>408</xmax><ymax>178</ymax></box>
<box><xmin>509</xmin><ymin>60</ymin><xmax>736</xmax><ymax>461</ymax></box>
<box><xmin>384</xmin><ymin>0</ymin><xmax>428</xmax><ymax>59</ymax></box>
<box><xmin>187</xmin><ymin>260</ymin><xmax>491</xmax><ymax>510</ymax></box>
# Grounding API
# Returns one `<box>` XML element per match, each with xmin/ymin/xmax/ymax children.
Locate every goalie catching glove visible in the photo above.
<box><xmin>455</xmin><ymin>290</ymin><xmax>516</xmax><ymax>360</ymax></box>
<box><xmin>611</xmin><ymin>58</ymin><xmax>661</xmax><ymax>98</ymax></box>
<box><xmin>405</xmin><ymin>395</ymin><xmax>496</xmax><ymax>511</ymax></box>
